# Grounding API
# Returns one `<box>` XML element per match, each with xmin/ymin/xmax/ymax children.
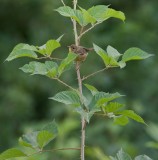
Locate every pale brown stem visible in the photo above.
<box><xmin>76</xmin><ymin>62</ymin><xmax>86</xmax><ymax>160</ymax></box>
<box><xmin>72</xmin><ymin>0</ymin><xmax>86</xmax><ymax>159</ymax></box>
<box><xmin>78</xmin><ymin>22</ymin><xmax>102</xmax><ymax>41</ymax></box>
<box><xmin>60</xmin><ymin>0</ymin><xmax>66</xmax><ymax>6</ymax></box>
<box><xmin>54</xmin><ymin>78</ymin><xmax>77</xmax><ymax>92</ymax></box>
<box><xmin>82</xmin><ymin>68</ymin><xmax>107</xmax><ymax>81</ymax></box>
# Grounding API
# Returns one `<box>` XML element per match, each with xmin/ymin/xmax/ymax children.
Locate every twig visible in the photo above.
<box><xmin>76</xmin><ymin>62</ymin><xmax>86</xmax><ymax>160</ymax></box>
<box><xmin>60</xmin><ymin>0</ymin><xmax>66</xmax><ymax>6</ymax></box>
<box><xmin>82</xmin><ymin>68</ymin><xmax>107</xmax><ymax>81</ymax></box>
<box><xmin>78</xmin><ymin>22</ymin><xmax>102</xmax><ymax>41</ymax></box>
<box><xmin>28</xmin><ymin>147</ymin><xmax>80</xmax><ymax>157</ymax></box>
<box><xmin>73</xmin><ymin>0</ymin><xmax>79</xmax><ymax>46</ymax></box>
<box><xmin>54</xmin><ymin>78</ymin><xmax>77</xmax><ymax>92</ymax></box>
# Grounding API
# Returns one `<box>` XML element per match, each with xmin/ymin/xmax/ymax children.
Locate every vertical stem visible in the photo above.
<box><xmin>76</xmin><ymin>62</ymin><xmax>86</xmax><ymax>160</ymax></box>
<box><xmin>73</xmin><ymin>0</ymin><xmax>79</xmax><ymax>46</ymax></box>
<box><xmin>72</xmin><ymin>1</ymin><xmax>86</xmax><ymax>159</ymax></box>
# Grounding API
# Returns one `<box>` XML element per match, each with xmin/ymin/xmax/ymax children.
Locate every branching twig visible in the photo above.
<box><xmin>60</xmin><ymin>0</ymin><xmax>66</xmax><ymax>6</ymax></box>
<box><xmin>78</xmin><ymin>22</ymin><xmax>102</xmax><ymax>41</ymax></box>
<box><xmin>76</xmin><ymin>62</ymin><xmax>86</xmax><ymax>160</ymax></box>
<box><xmin>82</xmin><ymin>67</ymin><xmax>107</xmax><ymax>81</ymax></box>
<box><xmin>54</xmin><ymin>78</ymin><xmax>77</xmax><ymax>92</ymax></box>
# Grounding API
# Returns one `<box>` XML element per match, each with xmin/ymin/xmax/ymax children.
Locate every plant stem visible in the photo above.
<box><xmin>82</xmin><ymin>67</ymin><xmax>107</xmax><ymax>81</ymax></box>
<box><xmin>54</xmin><ymin>78</ymin><xmax>77</xmax><ymax>92</ymax></box>
<box><xmin>76</xmin><ymin>62</ymin><xmax>86</xmax><ymax>160</ymax></box>
<box><xmin>78</xmin><ymin>22</ymin><xmax>102</xmax><ymax>41</ymax></box>
<box><xmin>72</xmin><ymin>1</ymin><xmax>86</xmax><ymax>159</ymax></box>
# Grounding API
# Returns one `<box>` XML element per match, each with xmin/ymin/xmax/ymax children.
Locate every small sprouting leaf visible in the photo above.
<box><xmin>84</xmin><ymin>83</ymin><xmax>98</xmax><ymax>96</ymax></box>
<box><xmin>75</xmin><ymin>107</ymin><xmax>99</xmax><ymax>123</ymax></box>
<box><xmin>88</xmin><ymin>5</ymin><xmax>109</xmax><ymax>21</ymax></box>
<box><xmin>37</xmin><ymin>130</ymin><xmax>55</xmax><ymax>149</ymax></box>
<box><xmin>58</xmin><ymin>52</ymin><xmax>77</xmax><ymax>77</ymax></box>
<box><xmin>37</xmin><ymin>39</ymin><xmax>60</xmax><ymax>56</ymax></box>
<box><xmin>116</xmin><ymin>110</ymin><xmax>146</xmax><ymax>124</ymax></box>
<box><xmin>107</xmin><ymin>45</ymin><xmax>121</xmax><ymax>61</ymax></box>
<box><xmin>20</xmin><ymin>132</ymin><xmax>39</xmax><ymax>149</ymax></box>
<box><xmin>50</xmin><ymin>91</ymin><xmax>81</xmax><ymax>107</ymax></box>
<box><xmin>93</xmin><ymin>44</ymin><xmax>119</xmax><ymax>67</ymax></box>
<box><xmin>103</xmin><ymin>8</ymin><xmax>125</xmax><ymax>21</ymax></box>
<box><xmin>116</xmin><ymin>149</ymin><xmax>132</xmax><ymax>160</ymax></box>
<box><xmin>20</xmin><ymin>61</ymin><xmax>58</xmax><ymax>78</ymax></box>
<box><xmin>6</xmin><ymin>43</ymin><xmax>38</xmax><ymax>61</ymax></box>
<box><xmin>122</xmin><ymin>48</ymin><xmax>153</xmax><ymax>62</ymax></box>
<box><xmin>135</xmin><ymin>155</ymin><xmax>153</xmax><ymax>160</ymax></box>
<box><xmin>114</xmin><ymin>115</ymin><xmax>129</xmax><ymax>126</ymax></box>
<box><xmin>0</xmin><ymin>148</ymin><xmax>27</xmax><ymax>160</ymax></box>
<box><xmin>104</xmin><ymin>102</ymin><xmax>124</xmax><ymax>112</ymax></box>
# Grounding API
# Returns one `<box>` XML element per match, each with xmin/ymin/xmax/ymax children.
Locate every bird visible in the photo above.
<box><xmin>68</xmin><ymin>44</ymin><xmax>93</xmax><ymax>62</ymax></box>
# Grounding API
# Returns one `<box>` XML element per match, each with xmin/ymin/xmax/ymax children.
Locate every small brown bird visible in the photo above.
<box><xmin>68</xmin><ymin>44</ymin><xmax>93</xmax><ymax>62</ymax></box>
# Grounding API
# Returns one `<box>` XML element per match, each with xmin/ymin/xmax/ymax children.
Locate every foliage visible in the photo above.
<box><xmin>0</xmin><ymin>0</ymin><xmax>156</xmax><ymax>160</ymax></box>
<box><xmin>110</xmin><ymin>149</ymin><xmax>152</xmax><ymax>160</ymax></box>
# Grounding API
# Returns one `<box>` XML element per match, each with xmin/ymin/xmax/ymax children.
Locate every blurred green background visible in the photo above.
<box><xmin>0</xmin><ymin>0</ymin><xmax>158</xmax><ymax>159</ymax></box>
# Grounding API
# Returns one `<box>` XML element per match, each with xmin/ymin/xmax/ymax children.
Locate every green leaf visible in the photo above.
<box><xmin>114</xmin><ymin>115</ymin><xmax>129</xmax><ymax>126</ymax></box>
<box><xmin>79</xmin><ymin>7</ymin><xmax>96</xmax><ymax>24</ymax></box>
<box><xmin>55</xmin><ymin>6</ymin><xmax>87</xmax><ymax>26</ymax></box>
<box><xmin>45</xmin><ymin>61</ymin><xmax>58</xmax><ymax>78</ymax></box>
<box><xmin>20</xmin><ymin>61</ymin><xmax>58</xmax><ymax>78</ymax></box>
<box><xmin>84</xmin><ymin>83</ymin><xmax>98</xmax><ymax>96</ymax></box>
<box><xmin>88</xmin><ymin>5</ymin><xmax>109</xmax><ymax>21</ymax></box>
<box><xmin>104</xmin><ymin>102</ymin><xmax>124</xmax><ymax>112</ymax></box>
<box><xmin>20</xmin><ymin>131</ymin><xmax>39</xmax><ymax>149</ymax></box>
<box><xmin>135</xmin><ymin>155</ymin><xmax>153</xmax><ymax>160</ymax></box>
<box><xmin>37</xmin><ymin>130</ymin><xmax>55</xmax><ymax>149</ymax></box>
<box><xmin>107</xmin><ymin>45</ymin><xmax>121</xmax><ymax>61</ymax></box>
<box><xmin>118</xmin><ymin>61</ymin><xmax>126</xmax><ymax>69</ymax></box>
<box><xmin>0</xmin><ymin>148</ymin><xmax>27</xmax><ymax>160</ymax></box>
<box><xmin>103</xmin><ymin>8</ymin><xmax>125</xmax><ymax>21</ymax></box>
<box><xmin>6</xmin><ymin>43</ymin><xmax>38</xmax><ymax>61</ymax></box>
<box><xmin>93</xmin><ymin>44</ymin><xmax>119</xmax><ymax>67</ymax></box>
<box><xmin>122</xmin><ymin>47</ymin><xmax>153</xmax><ymax>62</ymax></box>
<box><xmin>88</xmin><ymin>92</ymin><xmax>123</xmax><ymax>110</ymax></box>
<box><xmin>37</xmin><ymin>39</ymin><xmax>60</xmax><ymax>56</ymax></box>
<box><xmin>43</xmin><ymin>120</ymin><xmax>58</xmax><ymax>136</ymax></box>
<box><xmin>55</xmin><ymin>6</ymin><xmax>75</xmax><ymax>17</ymax></box>
<box><xmin>97</xmin><ymin>92</ymin><xmax>123</xmax><ymax>106</ymax></box>
<box><xmin>50</xmin><ymin>91</ymin><xmax>81</xmax><ymax>107</ymax></box>
<box><xmin>56</xmin><ymin>34</ymin><xmax>64</xmax><ymax>42</ymax></box>
<box><xmin>19</xmin><ymin>137</ymin><xmax>33</xmax><ymax>148</ymax></box>
<box><xmin>58</xmin><ymin>52</ymin><xmax>77</xmax><ymax>77</ymax></box>
<box><xmin>116</xmin><ymin>110</ymin><xmax>145</xmax><ymax>124</ymax></box>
